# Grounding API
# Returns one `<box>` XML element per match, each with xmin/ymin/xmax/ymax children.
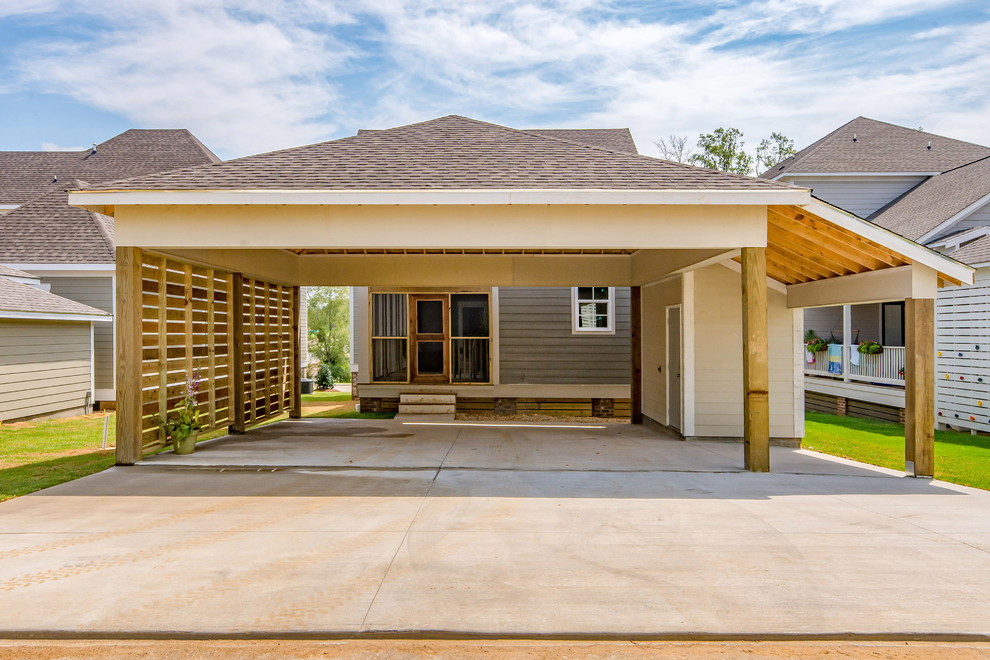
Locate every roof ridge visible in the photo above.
<box><xmin>90</xmin><ymin>210</ymin><xmax>115</xmax><ymax>257</ymax></box>
<box><xmin>936</xmin><ymin>152</ymin><xmax>990</xmax><ymax>176</ymax></box>
<box><xmin>760</xmin><ymin>117</ymin><xmax>861</xmax><ymax>178</ymax></box>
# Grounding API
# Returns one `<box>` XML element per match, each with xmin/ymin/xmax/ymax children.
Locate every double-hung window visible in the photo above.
<box><xmin>572</xmin><ymin>286</ymin><xmax>615</xmax><ymax>334</ymax></box>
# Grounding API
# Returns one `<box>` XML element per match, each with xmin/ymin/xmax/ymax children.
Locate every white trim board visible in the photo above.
<box><xmin>917</xmin><ymin>192</ymin><xmax>990</xmax><ymax>245</ymax></box>
<box><xmin>70</xmin><ymin>188</ymin><xmax>812</xmax><ymax>207</ymax></box>
<box><xmin>773</xmin><ymin>171</ymin><xmax>940</xmax><ymax>181</ymax></box>
<box><xmin>0</xmin><ymin>311</ymin><xmax>112</xmax><ymax>322</ymax></box>
<box><xmin>802</xmin><ymin>199</ymin><xmax>974</xmax><ymax>285</ymax></box>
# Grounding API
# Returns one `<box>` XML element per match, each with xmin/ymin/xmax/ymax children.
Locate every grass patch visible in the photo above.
<box><xmin>804</xmin><ymin>411</ymin><xmax>990</xmax><ymax>491</ymax></box>
<box><xmin>0</xmin><ymin>413</ymin><xmax>117</xmax><ymax>502</ymax></box>
<box><xmin>302</xmin><ymin>390</ymin><xmax>351</xmax><ymax>404</ymax></box>
<box><xmin>306</xmin><ymin>410</ymin><xmax>395</xmax><ymax>420</ymax></box>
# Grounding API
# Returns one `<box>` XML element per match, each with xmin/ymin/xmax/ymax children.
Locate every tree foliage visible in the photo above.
<box><xmin>689</xmin><ymin>127</ymin><xmax>754</xmax><ymax>175</ymax></box>
<box><xmin>653</xmin><ymin>134</ymin><xmax>692</xmax><ymax>163</ymax></box>
<box><xmin>307</xmin><ymin>286</ymin><xmax>350</xmax><ymax>382</ymax></box>
<box><xmin>755</xmin><ymin>132</ymin><xmax>796</xmax><ymax>173</ymax></box>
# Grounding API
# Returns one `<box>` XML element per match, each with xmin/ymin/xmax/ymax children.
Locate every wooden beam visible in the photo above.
<box><xmin>156</xmin><ymin>255</ymin><xmax>168</xmax><ymax>448</ymax></box>
<box><xmin>631</xmin><ymin>285</ymin><xmax>642</xmax><ymax>424</ymax></box>
<box><xmin>768</xmin><ymin>209</ymin><xmax>889</xmax><ymax>272</ymax></box>
<box><xmin>290</xmin><ymin>285</ymin><xmax>302</xmax><ymax>419</ymax></box>
<box><xmin>905</xmin><ymin>297</ymin><xmax>935</xmax><ymax>477</ymax></box>
<box><xmin>116</xmin><ymin>246</ymin><xmax>144</xmax><ymax>465</ymax></box>
<box><xmin>770</xmin><ymin>206</ymin><xmax>908</xmax><ymax>268</ymax></box>
<box><xmin>741</xmin><ymin>247</ymin><xmax>770</xmax><ymax>472</ymax></box>
<box><xmin>229</xmin><ymin>273</ymin><xmax>246</xmax><ymax>434</ymax></box>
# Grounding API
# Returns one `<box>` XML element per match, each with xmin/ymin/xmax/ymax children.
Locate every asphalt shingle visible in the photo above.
<box><xmin>761</xmin><ymin>117</ymin><xmax>990</xmax><ymax>179</ymax></box>
<box><xmin>948</xmin><ymin>234</ymin><xmax>990</xmax><ymax>266</ymax></box>
<box><xmin>94</xmin><ymin>116</ymin><xmax>797</xmax><ymax>192</ymax></box>
<box><xmin>0</xmin><ymin>191</ymin><xmax>115</xmax><ymax>263</ymax></box>
<box><xmin>522</xmin><ymin>128</ymin><xmax>638</xmax><ymax>154</ymax></box>
<box><xmin>0</xmin><ymin>277</ymin><xmax>110</xmax><ymax>316</ymax></box>
<box><xmin>871</xmin><ymin>156</ymin><xmax>990</xmax><ymax>241</ymax></box>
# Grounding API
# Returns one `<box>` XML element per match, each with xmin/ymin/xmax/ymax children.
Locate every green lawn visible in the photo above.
<box><xmin>0</xmin><ymin>414</ymin><xmax>117</xmax><ymax>503</ymax></box>
<box><xmin>302</xmin><ymin>390</ymin><xmax>352</xmax><ymax>404</ymax></box>
<box><xmin>804</xmin><ymin>411</ymin><xmax>990</xmax><ymax>491</ymax></box>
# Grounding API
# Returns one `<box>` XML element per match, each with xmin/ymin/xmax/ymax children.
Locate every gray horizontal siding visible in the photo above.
<box><xmin>44</xmin><ymin>277</ymin><xmax>113</xmax><ymax>392</ymax></box>
<box><xmin>0</xmin><ymin>320</ymin><xmax>91</xmax><ymax>421</ymax></box>
<box><xmin>498</xmin><ymin>287</ymin><xmax>631</xmax><ymax>385</ymax></box>
<box><xmin>786</xmin><ymin>176</ymin><xmax>926</xmax><ymax>218</ymax></box>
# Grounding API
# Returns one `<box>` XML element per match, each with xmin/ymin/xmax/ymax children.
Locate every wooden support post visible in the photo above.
<box><xmin>741</xmin><ymin>247</ymin><xmax>770</xmax><ymax>472</ymax></box>
<box><xmin>229</xmin><ymin>273</ymin><xmax>246</xmax><ymax>434</ymax></box>
<box><xmin>115</xmin><ymin>247</ymin><xmax>143</xmax><ymax>465</ymax></box>
<box><xmin>905</xmin><ymin>297</ymin><xmax>935</xmax><ymax>477</ymax></box>
<box><xmin>630</xmin><ymin>285</ymin><xmax>643</xmax><ymax>424</ymax></box>
<box><xmin>290</xmin><ymin>285</ymin><xmax>302</xmax><ymax>418</ymax></box>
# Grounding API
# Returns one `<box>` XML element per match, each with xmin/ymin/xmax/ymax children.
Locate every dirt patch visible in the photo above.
<box><xmin>2</xmin><ymin>640</ymin><xmax>989</xmax><ymax>659</ymax></box>
<box><xmin>456</xmin><ymin>413</ymin><xmax>630</xmax><ymax>424</ymax></box>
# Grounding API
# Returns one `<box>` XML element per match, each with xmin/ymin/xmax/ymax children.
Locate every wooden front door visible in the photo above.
<box><xmin>410</xmin><ymin>295</ymin><xmax>449</xmax><ymax>383</ymax></box>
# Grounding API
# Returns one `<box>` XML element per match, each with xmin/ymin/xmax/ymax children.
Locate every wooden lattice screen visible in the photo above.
<box><xmin>235</xmin><ymin>275</ymin><xmax>296</xmax><ymax>427</ymax></box>
<box><xmin>140</xmin><ymin>254</ymin><xmax>233</xmax><ymax>451</ymax></box>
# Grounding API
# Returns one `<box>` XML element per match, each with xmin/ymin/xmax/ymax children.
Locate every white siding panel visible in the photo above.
<box><xmin>938</xmin><ymin>201</ymin><xmax>990</xmax><ymax>239</ymax></box>
<box><xmin>0</xmin><ymin>320</ymin><xmax>91</xmax><ymax>421</ymax></box>
<box><xmin>42</xmin><ymin>277</ymin><xmax>113</xmax><ymax>391</ymax></box>
<box><xmin>785</xmin><ymin>176</ymin><xmax>927</xmax><ymax>218</ymax></box>
<box><xmin>692</xmin><ymin>265</ymin><xmax>798</xmax><ymax>439</ymax></box>
<box><xmin>935</xmin><ymin>282</ymin><xmax>990</xmax><ymax>432</ymax></box>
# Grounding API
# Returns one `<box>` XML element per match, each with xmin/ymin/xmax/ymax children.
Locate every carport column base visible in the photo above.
<box><xmin>904</xmin><ymin>297</ymin><xmax>935</xmax><ymax>478</ymax></box>
<box><xmin>741</xmin><ymin>247</ymin><xmax>770</xmax><ymax>472</ymax></box>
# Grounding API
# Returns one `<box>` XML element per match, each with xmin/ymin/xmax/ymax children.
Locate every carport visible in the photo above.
<box><xmin>69</xmin><ymin>116</ymin><xmax>973</xmax><ymax>476</ymax></box>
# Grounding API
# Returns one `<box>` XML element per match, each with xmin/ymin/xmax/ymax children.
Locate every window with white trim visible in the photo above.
<box><xmin>572</xmin><ymin>286</ymin><xmax>615</xmax><ymax>334</ymax></box>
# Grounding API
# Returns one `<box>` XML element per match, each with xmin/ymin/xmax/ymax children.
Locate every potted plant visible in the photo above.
<box><xmin>858</xmin><ymin>341</ymin><xmax>883</xmax><ymax>355</ymax></box>
<box><xmin>162</xmin><ymin>370</ymin><xmax>203</xmax><ymax>455</ymax></box>
<box><xmin>805</xmin><ymin>330</ymin><xmax>828</xmax><ymax>357</ymax></box>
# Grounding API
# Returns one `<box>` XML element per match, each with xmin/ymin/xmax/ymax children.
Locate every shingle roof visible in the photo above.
<box><xmin>948</xmin><ymin>234</ymin><xmax>990</xmax><ymax>266</ymax></box>
<box><xmin>94</xmin><ymin>116</ymin><xmax>796</xmax><ymax>192</ymax></box>
<box><xmin>0</xmin><ymin>263</ymin><xmax>36</xmax><ymax>278</ymax></box>
<box><xmin>870</xmin><ymin>156</ymin><xmax>990</xmax><ymax>241</ymax></box>
<box><xmin>761</xmin><ymin>117</ymin><xmax>990</xmax><ymax>179</ymax></box>
<box><xmin>522</xmin><ymin>128</ymin><xmax>638</xmax><ymax>154</ymax></box>
<box><xmin>0</xmin><ymin>277</ymin><xmax>110</xmax><ymax>317</ymax></box>
<box><xmin>0</xmin><ymin>129</ymin><xmax>219</xmax><ymax>205</ymax></box>
<box><xmin>0</xmin><ymin>190</ymin><xmax>115</xmax><ymax>263</ymax></box>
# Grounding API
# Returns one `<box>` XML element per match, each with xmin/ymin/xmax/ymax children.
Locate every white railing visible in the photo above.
<box><xmin>804</xmin><ymin>344</ymin><xmax>905</xmax><ymax>386</ymax></box>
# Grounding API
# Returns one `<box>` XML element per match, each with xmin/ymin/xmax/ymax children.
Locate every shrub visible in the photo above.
<box><xmin>315</xmin><ymin>363</ymin><xmax>334</xmax><ymax>390</ymax></box>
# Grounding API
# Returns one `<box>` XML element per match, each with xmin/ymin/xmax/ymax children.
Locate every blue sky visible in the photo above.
<box><xmin>1</xmin><ymin>0</ymin><xmax>988</xmax><ymax>161</ymax></box>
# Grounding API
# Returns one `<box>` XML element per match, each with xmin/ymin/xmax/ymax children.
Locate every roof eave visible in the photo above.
<box><xmin>69</xmin><ymin>188</ymin><xmax>811</xmax><ymax>208</ymax></box>
<box><xmin>802</xmin><ymin>199</ymin><xmax>975</xmax><ymax>285</ymax></box>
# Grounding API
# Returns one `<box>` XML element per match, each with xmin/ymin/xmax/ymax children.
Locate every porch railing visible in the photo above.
<box><xmin>804</xmin><ymin>344</ymin><xmax>905</xmax><ymax>386</ymax></box>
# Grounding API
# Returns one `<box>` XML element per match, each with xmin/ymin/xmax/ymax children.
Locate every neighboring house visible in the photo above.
<box><xmin>0</xmin><ymin>129</ymin><xmax>219</xmax><ymax>417</ymax></box>
<box><xmin>0</xmin><ymin>264</ymin><xmax>110</xmax><ymax>421</ymax></box>
<box><xmin>67</xmin><ymin>115</ymin><xmax>969</xmax><ymax>479</ymax></box>
<box><xmin>763</xmin><ymin>117</ymin><xmax>990</xmax><ymax>431</ymax></box>
<box><xmin>349</xmin><ymin>127</ymin><xmax>639</xmax><ymax>416</ymax></box>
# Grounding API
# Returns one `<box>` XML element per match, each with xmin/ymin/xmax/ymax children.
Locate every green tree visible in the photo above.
<box><xmin>756</xmin><ymin>132</ymin><xmax>796</xmax><ymax>173</ymax></box>
<box><xmin>307</xmin><ymin>286</ymin><xmax>350</xmax><ymax>382</ymax></box>
<box><xmin>689</xmin><ymin>127</ymin><xmax>754</xmax><ymax>175</ymax></box>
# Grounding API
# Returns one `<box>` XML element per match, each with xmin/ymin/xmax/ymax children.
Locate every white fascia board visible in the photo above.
<box><xmin>0</xmin><ymin>311</ymin><xmax>112</xmax><ymax>322</ymax></box>
<box><xmin>917</xmin><ymin>192</ymin><xmax>990</xmax><ymax>245</ymax></box>
<box><xmin>926</xmin><ymin>226</ymin><xmax>990</xmax><ymax>249</ymax></box>
<box><xmin>0</xmin><ymin>204</ymin><xmax>18</xmax><ymax>210</ymax></box>
<box><xmin>801</xmin><ymin>199</ymin><xmax>974</xmax><ymax>285</ymax></box>
<box><xmin>69</xmin><ymin>188</ymin><xmax>812</xmax><ymax>207</ymax></box>
<box><xmin>773</xmin><ymin>171</ymin><xmax>939</xmax><ymax>181</ymax></box>
<box><xmin>4</xmin><ymin>264</ymin><xmax>115</xmax><ymax>277</ymax></box>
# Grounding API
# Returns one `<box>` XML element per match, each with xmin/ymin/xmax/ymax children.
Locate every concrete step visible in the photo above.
<box><xmin>398</xmin><ymin>404</ymin><xmax>456</xmax><ymax>415</ymax></box>
<box><xmin>400</xmin><ymin>394</ymin><xmax>456</xmax><ymax>405</ymax></box>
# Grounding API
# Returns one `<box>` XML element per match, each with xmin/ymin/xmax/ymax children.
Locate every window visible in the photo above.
<box><xmin>572</xmin><ymin>286</ymin><xmax>615</xmax><ymax>334</ymax></box>
<box><xmin>371</xmin><ymin>293</ymin><xmax>408</xmax><ymax>382</ymax></box>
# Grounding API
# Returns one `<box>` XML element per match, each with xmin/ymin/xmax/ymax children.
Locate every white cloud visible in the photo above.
<box><xmin>12</xmin><ymin>1</ymin><xmax>356</xmax><ymax>156</ymax></box>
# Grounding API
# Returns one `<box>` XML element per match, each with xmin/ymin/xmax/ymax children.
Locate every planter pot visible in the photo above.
<box><xmin>173</xmin><ymin>432</ymin><xmax>198</xmax><ymax>455</ymax></box>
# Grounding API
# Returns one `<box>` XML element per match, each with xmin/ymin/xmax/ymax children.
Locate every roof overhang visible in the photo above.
<box><xmin>0</xmin><ymin>310</ymin><xmax>112</xmax><ymax>322</ymax></box>
<box><xmin>772</xmin><ymin>171</ymin><xmax>939</xmax><ymax>181</ymax></box>
<box><xmin>68</xmin><ymin>188</ymin><xmax>812</xmax><ymax>209</ymax></box>
<box><xmin>800</xmin><ymin>199</ymin><xmax>974</xmax><ymax>286</ymax></box>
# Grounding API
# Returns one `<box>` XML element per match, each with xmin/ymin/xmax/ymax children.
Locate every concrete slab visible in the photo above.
<box><xmin>1</xmin><ymin>418</ymin><xmax>989</xmax><ymax>638</ymax></box>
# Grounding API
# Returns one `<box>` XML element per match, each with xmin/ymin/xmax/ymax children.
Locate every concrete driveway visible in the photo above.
<box><xmin>1</xmin><ymin>418</ymin><xmax>989</xmax><ymax>638</ymax></box>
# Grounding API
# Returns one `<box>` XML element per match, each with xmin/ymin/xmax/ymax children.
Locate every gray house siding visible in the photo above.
<box><xmin>498</xmin><ymin>287</ymin><xmax>631</xmax><ymax>384</ymax></box>
<box><xmin>0</xmin><ymin>320</ymin><xmax>91</xmax><ymax>421</ymax></box>
<box><xmin>784</xmin><ymin>176</ymin><xmax>926</xmax><ymax>218</ymax></box>
<box><xmin>43</xmin><ymin>277</ymin><xmax>113</xmax><ymax>393</ymax></box>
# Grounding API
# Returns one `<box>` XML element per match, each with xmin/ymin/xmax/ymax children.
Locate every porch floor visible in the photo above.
<box><xmin>1</xmin><ymin>419</ymin><xmax>989</xmax><ymax>638</ymax></box>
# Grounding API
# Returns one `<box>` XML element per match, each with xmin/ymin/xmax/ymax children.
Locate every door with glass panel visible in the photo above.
<box><xmin>410</xmin><ymin>295</ymin><xmax>449</xmax><ymax>383</ymax></box>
